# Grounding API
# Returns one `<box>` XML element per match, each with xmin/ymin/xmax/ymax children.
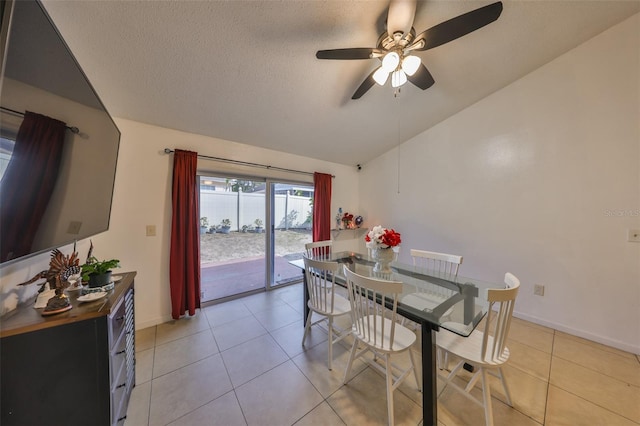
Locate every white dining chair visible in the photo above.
<box><xmin>342</xmin><ymin>266</ymin><xmax>421</xmax><ymax>426</ymax></box>
<box><xmin>411</xmin><ymin>248</ymin><xmax>461</xmax><ymax>274</ymax></box>
<box><xmin>302</xmin><ymin>256</ymin><xmax>351</xmax><ymax>370</ymax></box>
<box><xmin>436</xmin><ymin>273</ymin><xmax>521</xmax><ymax>426</ymax></box>
<box><xmin>401</xmin><ymin>249</ymin><xmax>462</xmax><ymax>328</ymax></box>
<box><xmin>305</xmin><ymin>240</ymin><xmax>332</xmax><ymax>260</ymax></box>
<box><xmin>410</xmin><ymin>249</ymin><xmax>462</xmax><ymax>303</ymax></box>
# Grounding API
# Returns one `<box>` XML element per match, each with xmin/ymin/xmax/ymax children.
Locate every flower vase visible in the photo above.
<box><xmin>371</xmin><ymin>247</ymin><xmax>395</xmax><ymax>275</ymax></box>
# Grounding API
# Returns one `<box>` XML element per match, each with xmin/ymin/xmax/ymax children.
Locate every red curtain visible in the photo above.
<box><xmin>169</xmin><ymin>149</ymin><xmax>201</xmax><ymax>319</ymax></box>
<box><xmin>0</xmin><ymin>111</ymin><xmax>66</xmax><ymax>262</ymax></box>
<box><xmin>312</xmin><ymin>172</ymin><xmax>332</xmax><ymax>242</ymax></box>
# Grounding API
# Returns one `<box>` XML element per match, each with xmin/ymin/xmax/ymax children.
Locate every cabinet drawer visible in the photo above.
<box><xmin>109</xmin><ymin>298</ymin><xmax>127</xmax><ymax>346</ymax></box>
<box><xmin>111</xmin><ymin>358</ymin><xmax>134</xmax><ymax>425</ymax></box>
<box><xmin>110</xmin><ymin>331</ymin><xmax>127</xmax><ymax>385</ymax></box>
<box><xmin>111</xmin><ymin>380</ymin><xmax>128</xmax><ymax>425</ymax></box>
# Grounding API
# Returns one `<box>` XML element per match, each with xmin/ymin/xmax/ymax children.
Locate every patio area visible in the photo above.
<box><xmin>200</xmin><ymin>230</ymin><xmax>311</xmax><ymax>302</ymax></box>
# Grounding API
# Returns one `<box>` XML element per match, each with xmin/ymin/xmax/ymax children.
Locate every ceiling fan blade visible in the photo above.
<box><xmin>316</xmin><ymin>48</ymin><xmax>381</xmax><ymax>60</ymax></box>
<box><xmin>407</xmin><ymin>64</ymin><xmax>435</xmax><ymax>90</ymax></box>
<box><xmin>412</xmin><ymin>1</ymin><xmax>503</xmax><ymax>51</ymax></box>
<box><xmin>387</xmin><ymin>0</ymin><xmax>417</xmax><ymax>38</ymax></box>
<box><xmin>352</xmin><ymin>70</ymin><xmax>377</xmax><ymax>99</ymax></box>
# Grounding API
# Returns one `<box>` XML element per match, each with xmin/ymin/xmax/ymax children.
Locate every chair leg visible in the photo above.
<box><xmin>385</xmin><ymin>354</ymin><xmax>395</xmax><ymax>426</ymax></box>
<box><xmin>301</xmin><ymin>310</ymin><xmax>313</xmax><ymax>347</ymax></box>
<box><xmin>327</xmin><ymin>317</ymin><xmax>334</xmax><ymax>370</ymax></box>
<box><xmin>480</xmin><ymin>368</ymin><xmax>494</xmax><ymax>426</ymax></box>
<box><xmin>497</xmin><ymin>367</ymin><xmax>513</xmax><ymax>406</ymax></box>
<box><xmin>409</xmin><ymin>349</ymin><xmax>421</xmax><ymax>392</ymax></box>
<box><xmin>437</xmin><ymin>347</ymin><xmax>450</xmax><ymax>370</ymax></box>
<box><xmin>437</xmin><ymin>357</ymin><xmax>463</xmax><ymax>398</ymax></box>
<box><xmin>342</xmin><ymin>339</ymin><xmax>358</xmax><ymax>385</ymax></box>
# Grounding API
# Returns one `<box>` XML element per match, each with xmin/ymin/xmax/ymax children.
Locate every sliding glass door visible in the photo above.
<box><xmin>267</xmin><ymin>181</ymin><xmax>314</xmax><ymax>289</ymax></box>
<box><xmin>199</xmin><ymin>175</ymin><xmax>313</xmax><ymax>301</ymax></box>
<box><xmin>199</xmin><ymin>175</ymin><xmax>266</xmax><ymax>302</ymax></box>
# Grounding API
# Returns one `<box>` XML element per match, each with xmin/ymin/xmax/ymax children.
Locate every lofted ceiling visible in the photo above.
<box><xmin>39</xmin><ymin>0</ymin><xmax>639</xmax><ymax>166</ymax></box>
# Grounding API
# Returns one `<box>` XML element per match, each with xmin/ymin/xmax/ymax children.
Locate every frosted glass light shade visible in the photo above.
<box><xmin>401</xmin><ymin>55</ymin><xmax>421</xmax><ymax>76</ymax></box>
<box><xmin>381</xmin><ymin>51</ymin><xmax>400</xmax><ymax>72</ymax></box>
<box><xmin>391</xmin><ymin>69</ymin><xmax>407</xmax><ymax>88</ymax></box>
<box><xmin>373</xmin><ymin>67</ymin><xmax>389</xmax><ymax>85</ymax></box>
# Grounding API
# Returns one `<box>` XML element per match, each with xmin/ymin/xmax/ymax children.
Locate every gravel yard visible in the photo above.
<box><xmin>200</xmin><ymin>229</ymin><xmax>312</xmax><ymax>264</ymax></box>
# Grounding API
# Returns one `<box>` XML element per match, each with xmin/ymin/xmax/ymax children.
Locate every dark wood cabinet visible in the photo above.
<box><xmin>1</xmin><ymin>272</ymin><xmax>136</xmax><ymax>426</ymax></box>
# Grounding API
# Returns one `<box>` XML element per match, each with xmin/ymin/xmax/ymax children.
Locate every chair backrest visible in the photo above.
<box><xmin>410</xmin><ymin>249</ymin><xmax>462</xmax><ymax>280</ymax></box>
<box><xmin>343</xmin><ymin>265</ymin><xmax>404</xmax><ymax>351</ymax></box>
<box><xmin>305</xmin><ymin>240</ymin><xmax>332</xmax><ymax>260</ymax></box>
<box><xmin>303</xmin><ymin>256</ymin><xmax>339</xmax><ymax>314</ymax></box>
<box><xmin>481</xmin><ymin>272</ymin><xmax>520</xmax><ymax>363</ymax></box>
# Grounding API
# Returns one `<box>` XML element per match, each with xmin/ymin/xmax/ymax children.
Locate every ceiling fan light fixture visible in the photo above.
<box><xmin>401</xmin><ymin>55</ymin><xmax>421</xmax><ymax>76</ymax></box>
<box><xmin>381</xmin><ymin>51</ymin><xmax>400</xmax><ymax>72</ymax></box>
<box><xmin>391</xmin><ymin>69</ymin><xmax>407</xmax><ymax>88</ymax></box>
<box><xmin>373</xmin><ymin>67</ymin><xmax>390</xmax><ymax>86</ymax></box>
<box><xmin>317</xmin><ymin>1</ymin><xmax>504</xmax><ymax>99</ymax></box>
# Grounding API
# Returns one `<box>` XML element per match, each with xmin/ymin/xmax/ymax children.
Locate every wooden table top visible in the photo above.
<box><xmin>1</xmin><ymin>271</ymin><xmax>136</xmax><ymax>338</ymax></box>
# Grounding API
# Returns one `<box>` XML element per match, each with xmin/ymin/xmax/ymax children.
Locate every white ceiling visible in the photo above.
<box><xmin>40</xmin><ymin>0</ymin><xmax>639</xmax><ymax>166</ymax></box>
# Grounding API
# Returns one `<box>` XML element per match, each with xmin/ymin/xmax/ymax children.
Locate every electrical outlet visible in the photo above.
<box><xmin>146</xmin><ymin>225</ymin><xmax>156</xmax><ymax>237</ymax></box>
<box><xmin>534</xmin><ymin>284</ymin><xmax>545</xmax><ymax>296</ymax></box>
<box><xmin>628</xmin><ymin>229</ymin><xmax>640</xmax><ymax>243</ymax></box>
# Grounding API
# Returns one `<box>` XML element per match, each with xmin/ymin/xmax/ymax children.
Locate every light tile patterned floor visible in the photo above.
<box><xmin>125</xmin><ymin>283</ymin><xmax>640</xmax><ymax>426</ymax></box>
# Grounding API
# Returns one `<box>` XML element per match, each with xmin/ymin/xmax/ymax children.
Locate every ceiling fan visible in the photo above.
<box><xmin>316</xmin><ymin>0</ymin><xmax>503</xmax><ymax>99</ymax></box>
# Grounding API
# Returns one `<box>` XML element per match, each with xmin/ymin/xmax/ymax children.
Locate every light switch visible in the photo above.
<box><xmin>146</xmin><ymin>225</ymin><xmax>156</xmax><ymax>237</ymax></box>
<box><xmin>628</xmin><ymin>229</ymin><xmax>640</xmax><ymax>243</ymax></box>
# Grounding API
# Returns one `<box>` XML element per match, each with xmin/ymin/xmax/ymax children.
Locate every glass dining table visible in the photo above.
<box><xmin>290</xmin><ymin>251</ymin><xmax>502</xmax><ymax>426</ymax></box>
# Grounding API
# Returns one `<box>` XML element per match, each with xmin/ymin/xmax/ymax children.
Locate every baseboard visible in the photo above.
<box><xmin>135</xmin><ymin>314</ymin><xmax>173</xmax><ymax>331</ymax></box>
<box><xmin>514</xmin><ymin>310</ymin><xmax>640</xmax><ymax>355</ymax></box>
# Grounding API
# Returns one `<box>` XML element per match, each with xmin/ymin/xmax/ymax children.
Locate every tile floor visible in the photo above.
<box><xmin>125</xmin><ymin>283</ymin><xmax>640</xmax><ymax>426</ymax></box>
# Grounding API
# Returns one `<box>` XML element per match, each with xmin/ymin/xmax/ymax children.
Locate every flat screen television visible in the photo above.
<box><xmin>0</xmin><ymin>0</ymin><xmax>120</xmax><ymax>265</ymax></box>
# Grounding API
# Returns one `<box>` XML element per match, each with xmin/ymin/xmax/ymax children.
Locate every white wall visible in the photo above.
<box><xmin>359</xmin><ymin>14</ymin><xmax>640</xmax><ymax>354</ymax></box>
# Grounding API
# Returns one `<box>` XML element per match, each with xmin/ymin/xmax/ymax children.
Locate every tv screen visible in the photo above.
<box><xmin>0</xmin><ymin>0</ymin><xmax>120</xmax><ymax>265</ymax></box>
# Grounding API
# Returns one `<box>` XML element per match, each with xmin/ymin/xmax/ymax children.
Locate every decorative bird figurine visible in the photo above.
<box><xmin>17</xmin><ymin>248</ymin><xmax>82</xmax><ymax>315</ymax></box>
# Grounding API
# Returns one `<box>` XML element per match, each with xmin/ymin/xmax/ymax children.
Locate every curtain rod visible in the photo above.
<box><xmin>163</xmin><ymin>148</ymin><xmax>334</xmax><ymax>178</ymax></box>
<box><xmin>0</xmin><ymin>106</ymin><xmax>80</xmax><ymax>134</ymax></box>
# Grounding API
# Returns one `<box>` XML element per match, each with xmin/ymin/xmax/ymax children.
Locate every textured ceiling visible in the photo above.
<box><xmin>39</xmin><ymin>0</ymin><xmax>639</xmax><ymax>166</ymax></box>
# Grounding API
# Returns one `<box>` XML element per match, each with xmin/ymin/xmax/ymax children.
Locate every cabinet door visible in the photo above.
<box><xmin>1</xmin><ymin>318</ymin><xmax>111</xmax><ymax>426</ymax></box>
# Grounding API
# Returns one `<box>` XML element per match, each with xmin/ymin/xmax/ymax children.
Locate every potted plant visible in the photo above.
<box><xmin>200</xmin><ymin>217</ymin><xmax>209</xmax><ymax>234</ymax></box>
<box><xmin>219</xmin><ymin>218</ymin><xmax>232</xmax><ymax>234</ymax></box>
<box><xmin>254</xmin><ymin>218</ymin><xmax>264</xmax><ymax>233</ymax></box>
<box><xmin>81</xmin><ymin>256</ymin><xmax>120</xmax><ymax>288</ymax></box>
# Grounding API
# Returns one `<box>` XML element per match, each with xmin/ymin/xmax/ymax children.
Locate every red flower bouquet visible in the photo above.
<box><xmin>365</xmin><ymin>225</ymin><xmax>401</xmax><ymax>249</ymax></box>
